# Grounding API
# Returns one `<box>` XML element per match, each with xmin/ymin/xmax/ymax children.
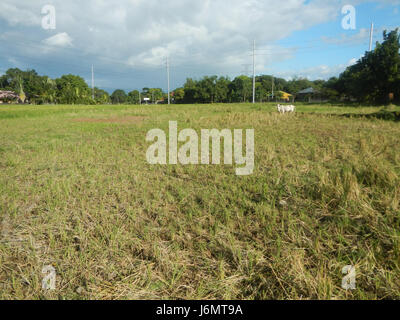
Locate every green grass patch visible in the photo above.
<box><xmin>0</xmin><ymin>103</ymin><xmax>399</xmax><ymax>300</ymax></box>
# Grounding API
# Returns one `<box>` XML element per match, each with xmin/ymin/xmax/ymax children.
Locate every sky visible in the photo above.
<box><xmin>0</xmin><ymin>0</ymin><xmax>399</xmax><ymax>93</ymax></box>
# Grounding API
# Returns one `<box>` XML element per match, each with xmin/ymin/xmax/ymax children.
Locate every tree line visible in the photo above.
<box><xmin>0</xmin><ymin>70</ymin><xmax>166</xmax><ymax>105</ymax></box>
<box><xmin>173</xmin><ymin>29</ymin><xmax>400</xmax><ymax>105</ymax></box>
<box><xmin>0</xmin><ymin>67</ymin><xmax>328</xmax><ymax>105</ymax></box>
<box><xmin>336</xmin><ymin>29</ymin><xmax>400</xmax><ymax>104</ymax></box>
<box><xmin>0</xmin><ymin>69</ymin><xmax>341</xmax><ymax>104</ymax></box>
<box><xmin>1</xmin><ymin>29</ymin><xmax>399</xmax><ymax>105</ymax></box>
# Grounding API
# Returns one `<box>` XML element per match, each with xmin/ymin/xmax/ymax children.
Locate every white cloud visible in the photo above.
<box><xmin>276</xmin><ymin>57</ymin><xmax>361</xmax><ymax>80</ymax></box>
<box><xmin>0</xmin><ymin>0</ymin><xmax>397</xmax><ymax>90</ymax></box>
<box><xmin>42</xmin><ymin>32</ymin><xmax>73</xmax><ymax>48</ymax></box>
<box><xmin>348</xmin><ymin>57</ymin><xmax>358</xmax><ymax>65</ymax></box>
<box><xmin>322</xmin><ymin>28</ymin><xmax>370</xmax><ymax>45</ymax></box>
<box><xmin>0</xmin><ymin>0</ymin><xmax>341</xmax><ymax>69</ymax></box>
<box><xmin>0</xmin><ymin>2</ymin><xmax>40</xmax><ymax>26</ymax></box>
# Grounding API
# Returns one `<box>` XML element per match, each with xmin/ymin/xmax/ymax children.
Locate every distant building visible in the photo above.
<box><xmin>266</xmin><ymin>91</ymin><xmax>294</xmax><ymax>103</ymax></box>
<box><xmin>0</xmin><ymin>90</ymin><xmax>20</xmax><ymax>104</ymax></box>
<box><xmin>297</xmin><ymin>87</ymin><xmax>317</xmax><ymax>95</ymax></box>
<box><xmin>276</xmin><ymin>91</ymin><xmax>294</xmax><ymax>102</ymax></box>
<box><xmin>296</xmin><ymin>87</ymin><xmax>324</xmax><ymax>103</ymax></box>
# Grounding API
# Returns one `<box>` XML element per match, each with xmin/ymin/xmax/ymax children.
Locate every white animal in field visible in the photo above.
<box><xmin>286</xmin><ymin>105</ymin><xmax>296</xmax><ymax>113</ymax></box>
<box><xmin>277</xmin><ymin>104</ymin><xmax>296</xmax><ymax>114</ymax></box>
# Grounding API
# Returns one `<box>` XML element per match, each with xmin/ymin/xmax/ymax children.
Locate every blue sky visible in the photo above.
<box><xmin>270</xmin><ymin>1</ymin><xmax>400</xmax><ymax>78</ymax></box>
<box><xmin>0</xmin><ymin>0</ymin><xmax>399</xmax><ymax>93</ymax></box>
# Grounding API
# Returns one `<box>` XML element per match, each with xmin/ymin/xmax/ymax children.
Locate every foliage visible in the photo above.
<box><xmin>338</xmin><ymin>29</ymin><xmax>400</xmax><ymax>104</ymax></box>
<box><xmin>128</xmin><ymin>90</ymin><xmax>140</xmax><ymax>104</ymax></box>
<box><xmin>55</xmin><ymin>75</ymin><xmax>92</xmax><ymax>104</ymax></box>
<box><xmin>110</xmin><ymin>89</ymin><xmax>128</xmax><ymax>104</ymax></box>
<box><xmin>94</xmin><ymin>88</ymin><xmax>111</xmax><ymax>104</ymax></box>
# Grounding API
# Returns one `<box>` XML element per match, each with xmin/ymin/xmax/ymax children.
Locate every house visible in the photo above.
<box><xmin>296</xmin><ymin>87</ymin><xmax>325</xmax><ymax>103</ymax></box>
<box><xmin>0</xmin><ymin>90</ymin><xmax>20</xmax><ymax>104</ymax></box>
<box><xmin>266</xmin><ymin>91</ymin><xmax>293</xmax><ymax>102</ymax></box>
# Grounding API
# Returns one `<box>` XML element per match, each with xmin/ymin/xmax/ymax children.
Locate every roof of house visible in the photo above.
<box><xmin>297</xmin><ymin>87</ymin><xmax>317</xmax><ymax>94</ymax></box>
<box><xmin>277</xmin><ymin>91</ymin><xmax>293</xmax><ymax>96</ymax></box>
<box><xmin>0</xmin><ymin>90</ymin><xmax>19</xmax><ymax>100</ymax></box>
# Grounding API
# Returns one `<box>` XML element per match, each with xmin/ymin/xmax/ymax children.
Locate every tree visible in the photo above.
<box><xmin>94</xmin><ymin>88</ymin><xmax>111</xmax><ymax>104</ymax></box>
<box><xmin>128</xmin><ymin>90</ymin><xmax>140</xmax><ymax>104</ymax></box>
<box><xmin>230</xmin><ymin>76</ymin><xmax>252</xmax><ymax>102</ymax></box>
<box><xmin>35</xmin><ymin>77</ymin><xmax>57</xmax><ymax>104</ymax></box>
<box><xmin>148</xmin><ymin>88</ymin><xmax>164</xmax><ymax>103</ymax></box>
<box><xmin>284</xmin><ymin>77</ymin><xmax>313</xmax><ymax>95</ymax></box>
<box><xmin>339</xmin><ymin>29</ymin><xmax>400</xmax><ymax>104</ymax></box>
<box><xmin>182</xmin><ymin>78</ymin><xmax>198</xmax><ymax>104</ymax></box>
<box><xmin>0</xmin><ymin>74</ymin><xmax>6</xmax><ymax>89</ymax></box>
<box><xmin>198</xmin><ymin>76</ymin><xmax>217</xmax><ymax>103</ymax></box>
<box><xmin>0</xmin><ymin>68</ymin><xmax>45</xmax><ymax>103</ymax></box>
<box><xmin>321</xmin><ymin>77</ymin><xmax>340</xmax><ymax>101</ymax></box>
<box><xmin>141</xmin><ymin>87</ymin><xmax>150</xmax><ymax>100</ymax></box>
<box><xmin>173</xmin><ymin>88</ymin><xmax>185</xmax><ymax>103</ymax></box>
<box><xmin>255</xmin><ymin>82</ymin><xmax>268</xmax><ymax>102</ymax></box>
<box><xmin>111</xmin><ymin>89</ymin><xmax>128</xmax><ymax>104</ymax></box>
<box><xmin>56</xmin><ymin>74</ymin><xmax>91</xmax><ymax>104</ymax></box>
<box><xmin>215</xmin><ymin>77</ymin><xmax>230</xmax><ymax>103</ymax></box>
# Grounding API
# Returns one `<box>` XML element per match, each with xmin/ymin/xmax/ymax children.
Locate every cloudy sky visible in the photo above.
<box><xmin>0</xmin><ymin>0</ymin><xmax>399</xmax><ymax>93</ymax></box>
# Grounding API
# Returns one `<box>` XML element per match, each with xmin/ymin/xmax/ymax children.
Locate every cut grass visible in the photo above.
<box><xmin>0</xmin><ymin>103</ymin><xmax>399</xmax><ymax>300</ymax></box>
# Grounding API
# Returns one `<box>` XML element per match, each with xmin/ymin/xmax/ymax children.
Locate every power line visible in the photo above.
<box><xmin>250</xmin><ymin>41</ymin><xmax>369</xmax><ymax>58</ymax></box>
<box><xmin>241</xmin><ymin>64</ymin><xmax>252</xmax><ymax>76</ymax></box>
<box><xmin>272</xmin><ymin>76</ymin><xmax>274</xmax><ymax>100</ymax></box>
<box><xmin>252</xmin><ymin>39</ymin><xmax>256</xmax><ymax>104</ymax></box>
<box><xmin>166</xmin><ymin>56</ymin><xmax>170</xmax><ymax>105</ymax></box>
<box><xmin>91</xmin><ymin>64</ymin><xmax>94</xmax><ymax>99</ymax></box>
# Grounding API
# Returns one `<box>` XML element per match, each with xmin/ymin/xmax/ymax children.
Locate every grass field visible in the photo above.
<box><xmin>0</xmin><ymin>102</ymin><xmax>399</xmax><ymax>300</ymax></box>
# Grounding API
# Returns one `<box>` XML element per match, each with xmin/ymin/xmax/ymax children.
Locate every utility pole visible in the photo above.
<box><xmin>252</xmin><ymin>40</ymin><xmax>256</xmax><ymax>104</ymax></box>
<box><xmin>272</xmin><ymin>76</ymin><xmax>275</xmax><ymax>101</ymax></box>
<box><xmin>167</xmin><ymin>57</ymin><xmax>171</xmax><ymax>105</ymax></box>
<box><xmin>139</xmin><ymin>91</ymin><xmax>141</xmax><ymax>105</ymax></box>
<box><xmin>91</xmin><ymin>64</ymin><xmax>94</xmax><ymax>100</ymax></box>
<box><xmin>369</xmin><ymin>22</ymin><xmax>374</xmax><ymax>51</ymax></box>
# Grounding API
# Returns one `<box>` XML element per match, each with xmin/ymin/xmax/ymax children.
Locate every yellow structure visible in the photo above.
<box><xmin>276</xmin><ymin>91</ymin><xmax>293</xmax><ymax>102</ymax></box>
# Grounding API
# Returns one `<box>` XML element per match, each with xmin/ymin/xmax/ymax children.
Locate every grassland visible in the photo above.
<box><xmin>0</xmin><ymin>102</ymin><xmax>399</xmax><ymax>300</ymax></box>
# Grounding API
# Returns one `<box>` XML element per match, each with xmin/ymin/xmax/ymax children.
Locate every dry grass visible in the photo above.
<box><xmin>0</xmin><ymin>103</ymin><xmax>399</xmax><ymax>300</ymax></box>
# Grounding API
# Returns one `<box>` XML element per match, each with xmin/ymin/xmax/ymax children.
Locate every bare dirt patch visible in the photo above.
<box><xmin>72</xmin><ymin>116</ymin><xmax>146</xmax><ymax>124</ymax></box>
